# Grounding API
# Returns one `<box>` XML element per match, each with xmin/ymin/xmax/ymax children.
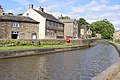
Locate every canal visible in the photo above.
<box><xmin>0</xmin><ymin>41</ymin><xmax>119</xmax><ymax>80</ymax></box>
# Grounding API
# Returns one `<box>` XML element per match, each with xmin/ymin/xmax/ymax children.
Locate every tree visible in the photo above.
<box><xmin>62</xmin><ymin>16</ymin><xmax>70</xmax><ymax>19</ymax></box>
<box><xmin>79</xmin><ymin>18</ymin><xmax>90</xmax><ymax>29</ymax></box>
<box><xmin>79</xmin><ymin>18</ymin><xmax>89</xmax><ymax>25</ymax></box>
<box><xmin>90</xmin><ymin>19</ymin><xmax>115</xmax><ymax>39</ymax></box>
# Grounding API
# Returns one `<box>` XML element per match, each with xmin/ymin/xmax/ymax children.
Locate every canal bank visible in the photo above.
<box><xmin>0</xmin><ymin>40</ymin><xmax>119</xmax><ymax>80</ymax></box>
<box><xmin>0</xmin><ymin>43</ymin><xmax>95</xmax><ymax>59</ymax></box>
<box><xmin>0</xmin><ymin>39</ymin><xmax>97</xmax><ymax>59</ymax></box>
<box><xmin>92</xmin><ymin>41</ymin><xmax>120</xmax><ymax>80</ymax></box>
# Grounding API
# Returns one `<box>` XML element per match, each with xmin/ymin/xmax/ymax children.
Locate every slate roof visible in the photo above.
<box><xmin>0</xmin><ymin>15</ymin><xmax>38</xmax><ymax>23</ymax></box>
<box><xmin>34</xmin><ymin>9</ymin><xmax>63</xmax><ymax>24</ymax></box>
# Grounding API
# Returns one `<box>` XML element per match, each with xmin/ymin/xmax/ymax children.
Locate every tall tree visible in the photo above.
<box><xmin>79</xmin><ymin>18</ymin><xmax>89</xmax><ymax>25</ymax></box>
<box><xmin>79</xmin><ymin>18</ymin><xmax>90</xmax><ymax>29</ymax></box>
<box><xmin>91</xmin><ymin>19</ymin><xmax>115</xmax><ymax>39</ymax></box>
<box><xmin>62</xmin><ymin>16</ymin><xmax>70</xmax><ymax>19</ymax></box>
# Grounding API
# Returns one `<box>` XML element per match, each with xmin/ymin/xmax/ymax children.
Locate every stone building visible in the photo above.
<box><xmin>113</xmin><ymin>30</ymin><xmax>120</xmax><ymax>41</ymax></box>
<box><xmin>59</xmin><ymin>17</ymin><xmax>78</xmax><ymax>38</ymax></box>
<box><xmin>79</xmin><ymin>24</ymin><xmax>92</xmax><ymax>39</ymax></box>
<box><xmin>23</xmin><ymin>4</ymin><xmax>64</xmax><ymax>39</ymax></box>
<box><xmin>0</xmin><ymin>15</ymin><xmax>39</xmax><ymax>39</ymax></box>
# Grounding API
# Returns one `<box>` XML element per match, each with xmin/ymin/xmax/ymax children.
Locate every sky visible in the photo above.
<box><xmin>0</xmin><ymin>0</ymin><xmax>120</xmax><ymax>30</ymax></box>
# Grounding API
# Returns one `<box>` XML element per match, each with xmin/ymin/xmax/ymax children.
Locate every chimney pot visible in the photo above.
<box><xmin>0</xmin><ymin>6</ymin><xmax>4</xmax><ymax>15</ymax></box>
<box><xmin>29</xmin><ymin>4</ymin><xmax>33</xmax><ymax>9</ymax></box>
<box><xmin>39</xmin><ymin>6</ymin><xmax>44</xmax><ymax>12</ymax></box>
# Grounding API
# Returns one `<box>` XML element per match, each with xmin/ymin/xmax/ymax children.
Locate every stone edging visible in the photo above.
<box><xmin>92</xmin><ymin>42</ymin><xmax>120</xmax><ymax>80</ymax></box>
<box><xmin>0</xmin><ymin>44</ymin><xmax>91</xmax><ymax>59</ymax></box>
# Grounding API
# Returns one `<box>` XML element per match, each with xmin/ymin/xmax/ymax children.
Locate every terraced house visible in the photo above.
<box><xmin>59</xmin><ymin>16</ymin><xmax>79</xmax><ymax>38</ymax></box>
<box><xmin>23</xmin><ymin>4</ymin><xmax>64</xmax><ymax>39</ymax></box>
<box><xmin>0</xmin><ymin>6</ymin><xmax>39</xmax><ymax>39</ymax></box>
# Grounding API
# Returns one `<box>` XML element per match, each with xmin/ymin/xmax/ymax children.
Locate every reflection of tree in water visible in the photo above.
<box><xmin>0</xmin><ymin>26</ymin><xmax>7</xmax><ymax>39</ymax></box>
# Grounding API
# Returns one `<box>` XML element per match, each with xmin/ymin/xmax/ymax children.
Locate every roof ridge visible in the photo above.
<box><xmin>0</xmin><ymin>15</ymin><xmax>38</xmax><ymax>23</ymax></box>
<box><xmin>33</xmin><ymin>9</ymin><xmax>63</xmax><ymax>24</ymax></box>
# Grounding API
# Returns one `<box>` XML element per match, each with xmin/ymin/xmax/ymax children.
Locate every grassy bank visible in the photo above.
<box><xmin>0</xmin><ymin>43</ymin><xmax>77</xmax><ymax>51</ymax></box>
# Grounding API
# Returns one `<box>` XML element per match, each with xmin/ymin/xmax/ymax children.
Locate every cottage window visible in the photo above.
<box><xmin>49</xmin><ymin>21</ymin><xmax>51</xmax><ymax>26</ymax></box>
<box><xmin>31</xmin><ymin>33</ymin><xmax>37</xmax><ymax>39</ymax></box>
<box><xmin>12</xmin><ymin>22</ymin><xmax>20</xmax><ymax>27</ymax></box>
<box><xmin>26</xmin><ymin>13</ymin><xmax>29</xmax><ymax>16</ymax></box>
<box><xmin>53</xmin><ymin>22</ymin><xmax>55</xmax><ymax>26</ymax></box>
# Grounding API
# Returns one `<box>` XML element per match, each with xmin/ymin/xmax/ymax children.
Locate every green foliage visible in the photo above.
<box><xmin>79</xmin><ymin>18</ymin><xmax>90</xmax><ymax>29</ymax></box>
<box><xmin>91</xmin><ymin>19</ymin><xmax>115</xmax><ymax>39</ymax></box>
<box><xmin>40</xmin><ymin>41</ymin><xmax>65</xmax><ymax>45</ymax></box>
<box><xmin>0</xmin><ymin>40</ymin><xmax>33</xmax><ymax>46</ymax></box>
<box><xmin>0</xmin><ymin>40</ymin><xmax>65</xmax><ymax>46</ymax></box>
<box><xmin>79</xmin><ymin>18</ymin><xmax>89</xmax><ymax>25</ymax></box>
<box><xmin>62</xmin><ymin>16</ymin><xmax>70</xmax><ymax>19</ymax></box>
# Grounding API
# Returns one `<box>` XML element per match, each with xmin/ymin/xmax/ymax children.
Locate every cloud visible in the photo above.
<box><xmin>37</xmin><ymin>0</ymin><xmax>48</xmax><ymax>3</ymax></box>
<box><xmin>69</xmin><ymin>7</ymin><xmax>85</xmax><ymax>15</ymax></box>
<box><xmin>99</xmin><ymin>0</ymin><xmax>109</xmax><ymax>4</ymax></box>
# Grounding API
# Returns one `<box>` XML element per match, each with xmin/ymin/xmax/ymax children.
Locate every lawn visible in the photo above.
<box><xmin>0</xmin><ymin>43</ymin><xmax>77</xmax><ymax>51</ymax></box>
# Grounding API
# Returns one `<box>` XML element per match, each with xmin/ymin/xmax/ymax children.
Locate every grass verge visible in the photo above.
<box><xmin>0</xmin><ymin>43</ymin><xmax>78</xmax><ymax>51</ymax></box>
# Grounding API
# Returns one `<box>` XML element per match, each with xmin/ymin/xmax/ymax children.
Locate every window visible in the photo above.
<box><xmin>26</xmin><ymin>13</ymin><xmax>29</xmax><ymax>16</ymax></box>
<box><xmin>12</xmin><ymin>22</ymin><xmax>20</xmax><ymax>27</ymax></box>
<box><xmin>32</xmin><ymin>33</ymin><xmax>37</xmax><ymax>39</ymax></box>
<box><xmin>53</xmin><ymin>22</ymin><xmax>55</xmax><ymax>26</ymax></box>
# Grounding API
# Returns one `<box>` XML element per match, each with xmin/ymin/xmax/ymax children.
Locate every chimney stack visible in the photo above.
<box><xmin>39</xmin><ymin>6</ymin><xmax>44</xmax><ymax>12</ymax></box>
<box><xmin>29</xmin><ymin>4</ymin><xmax>33</xmax><ymax>9</ymax></box>
<box><xmin>0</xmin><ymin>5</ymin><xmax>4</xmax><ymax>15</ymax></box>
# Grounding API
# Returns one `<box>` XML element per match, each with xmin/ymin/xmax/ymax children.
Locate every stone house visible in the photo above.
<box><xmin>113</xmin><ymin>30</ymin><xmax>120</xmax><ymax>41</ymax></box>
<box><xmin>0</xmin><ymin>15</ymin><xmax>39</xmax><ymax>39</ymax></box>
<box><xmin>23</xmin><ymin>4</ymin><xmax>64</xmax><ymax>39</ymax></box>
<box><xmin>59</xmin><ymin>17</ymin><xmax>78</xmax><ymax>38</ymax></box>
<box><xmin>79</xmin><ymin>24</ymin><xmax>92</xmax><ymax>39</ymax></box>
<box><xmin>0</xmin><ymin>6</ymin><xmax>39</xmax><ymax>39</ymax></box>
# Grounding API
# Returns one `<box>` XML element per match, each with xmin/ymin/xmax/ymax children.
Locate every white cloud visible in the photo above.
<box><xmin>112</xmin><ymin>21</ymin><xmax>120</xmax><ymax>29</ymax></box>
<box><xmin>44</xmin><ymin>5</ymin><xmax>58</xmax><ymax>12</ymax></box>
<box><xmin>69</xmin><ymin>7</ymin><xmax>85</xmax><ymax>15</ymax></box>
<box><xmin>37</xmin><ymin>0</ymin><xmax>48</xmax><ymax>3</ymax></box>
<box><xmin>49</xmin><ymin>12</ymin><xmax>68</xmax><ymax>18</ymax></box>
<box><xmin>99</xmin><ymin>0</ymin><xmax>109</xmax><ymax>4</ymax></box>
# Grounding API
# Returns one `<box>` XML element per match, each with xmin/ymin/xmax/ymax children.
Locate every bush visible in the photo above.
<box><xmin>40</xmin><ymin>41</ymin><xmax>64</xmax><ymax>45</ymax></box>
<box><xmin>0</xmin><ymin>40</ymin><xmax>65</xmax><ymax>46</ymax></box>
<box><xmin>0</xmin><ymin>40</ymin><xmax>33</xmax><ymax>46</ymax></box>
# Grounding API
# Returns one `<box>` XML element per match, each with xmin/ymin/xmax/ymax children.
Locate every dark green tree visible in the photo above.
<box><xmin>91</xmin><ymin>19</ymin><xmax>115</xmax><ymax>39</ymax></box>
<box><xmin>62</xmin><ymin>16</ymin><xmax>70</xmax><ymax>19</ymax></box>
<box><xmin>79</xmin><ymin>18</ymin><xmax>90</xmax><ymax>29</ymax></box>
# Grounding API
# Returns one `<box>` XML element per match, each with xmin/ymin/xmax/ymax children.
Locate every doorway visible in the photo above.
<box><xmin>11</xmin><ymin>31</ymin><xmax>19</xmax><ymax>39</ymax></box>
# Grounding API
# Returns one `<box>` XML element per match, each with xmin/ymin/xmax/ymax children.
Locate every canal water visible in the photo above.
<box><xmin>0</xmin><ymin>41</ymin><xmax>119</xmax><ymax>80</ymax></box>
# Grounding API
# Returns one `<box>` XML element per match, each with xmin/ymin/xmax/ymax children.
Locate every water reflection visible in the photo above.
<box><xmin>0</xmin><ymin>41</ymin><xmax>119</xmax><ymax>80</ymax></box>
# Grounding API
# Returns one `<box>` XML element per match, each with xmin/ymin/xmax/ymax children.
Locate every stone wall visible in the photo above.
<box><xmin>0</xmin><ymin>20</ymin><xmax>39</xmax><ymax>39</ymax></box>
<box><xmin>0</xmin><ymin>21</ymin><xmax>11</xmax><ymax>39</ymax></box>
<box><xmin>92</xmin><ymin>42</ymin><xmax>120</xmax><ymax>80</ymax></box>
<box><xmin>0</xmin><ymin>39</ymin><xmax>96</xmax><ymax>58</ymax></box>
